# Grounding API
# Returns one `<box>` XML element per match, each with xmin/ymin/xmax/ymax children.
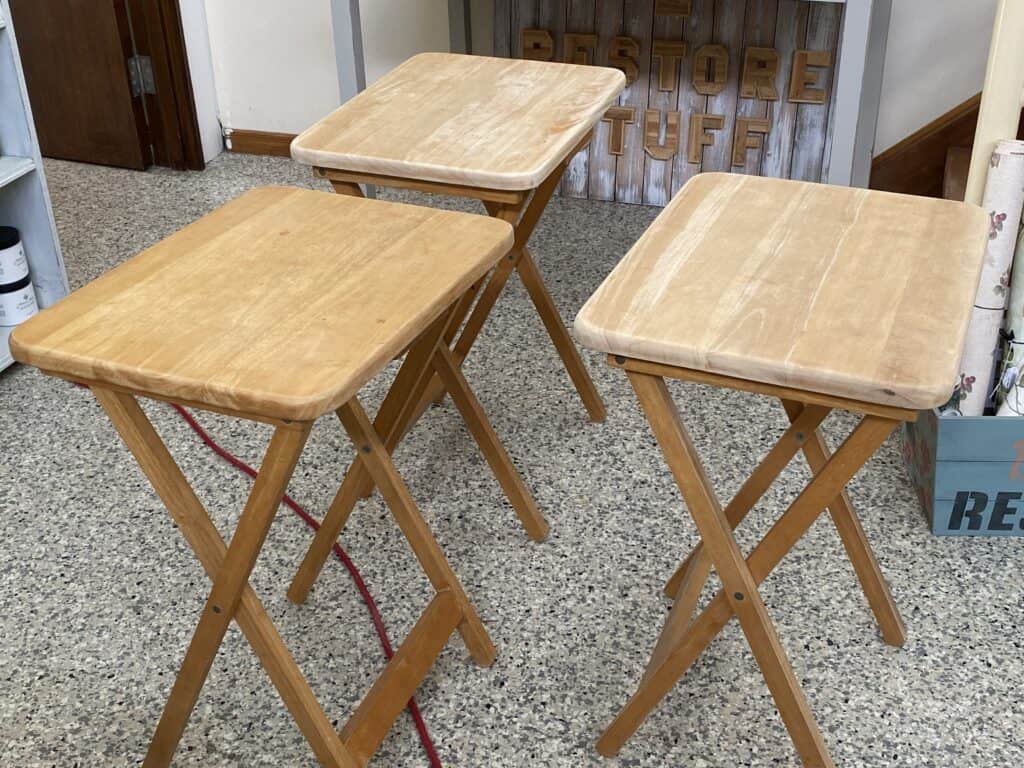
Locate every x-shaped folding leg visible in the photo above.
<box><xmin>320</xmin><ymin>135</ymin><xmax>606</xmax><ymax>426</ymax></box>
<box><xmin>660</xmin><ymin>399</ymin><xmax>906</xmax><ymax>647</ymax></box>
<box><xmin>435</xmin><ymin>156</ymin><xmax>605</xmax><ymax>423</ymax></box>
<box><xmin>596</xmin><ymin>371</ymin><xmax>901</xmax><ymax>768</ymax></box>
<box><xmin>289</xmin><ymin>297</ymin><xmax>547</xmax><ymax>605</ymax></box>
<box><xmin>92</xmin><ymin>380</ymin><xmax>496</xmax><ymax>766</ymax></box>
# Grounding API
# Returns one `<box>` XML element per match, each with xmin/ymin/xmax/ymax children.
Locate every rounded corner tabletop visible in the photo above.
<box><xmin>289</xmin><ymin>52</ymin><xmax>627</xmax><ymax>426</ymax></box>
<box><xmin>11</xmin><ymin>185</ymin><xmax>513</xmax><ymax>423</ymax></box>
<box><xmin>290</xmin><ymin>52</ymin><xmax>626</xmax><ymax>192</ymax></box>
<box><xmin>575</xmin><ymin>172</ymin><xmax>991</xmax><ymax>411</ymax></box>
<box><xmin>10</xmin><ymin>184</ymin><xmax>554</xmax><ymax>768</ymax></box>
<box><xmin>578</xmin><ymin>172</ymin><xmax>990</xmax><ymax>768</ymax></box>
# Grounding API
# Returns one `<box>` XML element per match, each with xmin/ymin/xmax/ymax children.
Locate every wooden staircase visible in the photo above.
<box><xmin>942</xmin><ymin>147</ymin><xmax>971</xmax><ymax>201</ymax></box>
<box><xmin>870</xmin><ymin>93</ymin><xmax>1024</xmax><ymax>200</ymax></box>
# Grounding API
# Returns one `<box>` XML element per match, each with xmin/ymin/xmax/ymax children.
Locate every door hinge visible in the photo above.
<box><xmin>127</xmin><ymin>55</ymin><xmax>157</xmax><ymax>97</ymax></box>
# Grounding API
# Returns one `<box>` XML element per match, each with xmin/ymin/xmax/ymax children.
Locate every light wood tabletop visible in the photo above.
<box><xmin>290</xmin><ymin>53</ymin><xmax>625</xmax><ymax>191</ymax></box>
<box><xmin>12</xmin><ymin>186</ymin><xmax>513</xmax><ymax>421</ymax></box>
<box><xmin>575</xmin><ymin>173</ymin><xmax>990</xmax><ymax>409</ymax></box>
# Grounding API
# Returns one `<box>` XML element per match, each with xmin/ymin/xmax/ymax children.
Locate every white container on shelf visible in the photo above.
<box><xmin>0</xmin><ymin>225</ymin><xmax>28</xmax><ymax>283</ymax></box>
<box><xmin>0</xmin><ymin>273</ymin><xmax>37</xmax><ymax>325</ymax></box>
<box><xmin>0</xmin><ymin>0</ymin><xmax>69</xmax><ymax>365</ymax></box>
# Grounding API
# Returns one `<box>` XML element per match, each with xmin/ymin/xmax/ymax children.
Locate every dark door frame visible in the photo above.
<box><xmin>126</xmin><ymin>0</ymin><xmax>205</xmax><ymax>170</ymax></box>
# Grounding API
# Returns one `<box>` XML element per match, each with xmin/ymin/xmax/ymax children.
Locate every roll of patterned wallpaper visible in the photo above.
<box><xmin>956</xmin><ymin>307</ymin><xmax>1006</xmax><ymax>415</ymax></box>
<box><xmin>957</xmin><ymin>140</ymin><xmax>1024</xmax><ymax>416</ymax></box>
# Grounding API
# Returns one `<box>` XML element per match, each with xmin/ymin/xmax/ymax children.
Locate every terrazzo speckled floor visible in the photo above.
<box><xmin>2</xmin><ymin>153</ymin><xmax>1022</xmax><ymax>768</ymax></box>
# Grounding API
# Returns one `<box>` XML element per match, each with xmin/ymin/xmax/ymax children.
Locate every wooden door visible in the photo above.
<box><xmin>9</xmin><ymin>0</ymin><xmax>204</xmax><ymax>171</ymax></box>
<box><xmin>9</xmin><ymin>0</ymin><xmax>147</xmax><ymax>169</ymax></box>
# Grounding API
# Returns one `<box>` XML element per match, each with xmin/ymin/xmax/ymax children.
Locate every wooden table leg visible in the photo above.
<box><xmin>141</xmin><ymin>419</ymin><xmax>309</xmax><ymax>767</ymax></box>
<box><xmin>432</xmin><ymin>344</ymin><xmax>548</xmax><ymax>540</ymax></box>
<box><xmin>449</xmin><ymin>244</ymin><xmax>520</xmax><ymax>369</ymax></box>
<box><xmin>650</xmin><ymin>404</ymin><xmax>829</xmax><ymax>669</ymax></box>
<box><xmin>620</xmin><ymin>372</ymin><xmax>833</xmax><ymax>767</ymax></box>
<box><xmin>598</xmin><ymin>373</ymin><xmax>898</xmax><ymax>767</ymax></box>
<box><xmin>357</xmin><ymin>306</ymin><xmax>464</xmax><ymax>495</ymax></box>
<box><xmin>515</xmin><ymin>245</ymin><xmax>606</xmax><ymax>422</ymax></box>
<box><xmin>290</xmin><ymin>291</ymin><xmax>546</xmax><ymax>603</ymax></box>
<box><xmin>435</xmin><ymin>182</ymin><xmax>546</xmax><ymax>379</ymax></box>
<box><xmin>428</xmin><ymin>278</ymin><xmax>487</xmax><ymax>406</ymax></box>
<box><xmin>440</xmin><ymin>277</ymin><xmax>485</xmax><ymax>360</ymax></box>
<box><xmin>288</xmin><ymin>308</ymin><xmax>457</xmax><ymax>604</ymax></box>
<box><xmin>93</xmin><ymin>388</ymin><xmax>357</xmax><ymax>768</ymax></box>
<box><xmin>337</xmin><ymin>397</ymin><xmax>497</xmax><ymax>667</ymax></box>
<box><xmin>420</xmin><ymin>158</ymin><xmax>607</xmax><ymax>423</ymax></box>
<box><xmin>781</xmin><ymin>399</ymin><xmax>907</xmax><ymax>647</ymax></box>
<box><xmin>662</xmin><ymin>404</ymin><xmax>830</xmax><ymax>601</ymax></box>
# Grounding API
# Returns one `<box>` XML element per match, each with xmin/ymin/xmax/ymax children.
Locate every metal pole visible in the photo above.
<box><xmin>330</xmin><ymin>0</ymin><xmax>366</xmax><ymax>104</ymax></box>
<box><xmin>329</xmin><ymin>0</ymin><xmax>373</xmax><ymax>196</ymax></box>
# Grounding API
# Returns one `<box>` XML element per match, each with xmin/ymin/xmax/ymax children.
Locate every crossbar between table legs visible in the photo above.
<box><xmin>781</xmin><ymin>399</ymin><xmax>907</xmax><ymax>647</ymax></box>
<box><xmin>598</xmin><ymin>372</ymin><xmax>898</xmax><ymax>767</ymax></box>
<box><xmin>92</xmin><ymin>388</ymin><xmax>358</xmax><ymax>768</ymax></box>
<box><xmin>336</xmin><ymin>396</ymin><xmax>497</xmax><ymax>667</ymax></box>
<box><xmin>412</xmin><ymin>160</ymin><xmax>606</xmax><ymax>424</ymax></box>
<box><xmin>341</xmin><ymin>589</ymin><xmax>462</xmax><ymax>765</ymax></box>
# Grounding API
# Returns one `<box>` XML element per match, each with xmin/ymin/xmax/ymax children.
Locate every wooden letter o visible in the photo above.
<box><xmin>693</xmin><ymin>44</ymin><xmax>729</xmax><ymax>96</ymax></box>
<box><xmin>521</xmin><ymin>29</ymin><xmax>554</xmax><ymax>61</ymax></box>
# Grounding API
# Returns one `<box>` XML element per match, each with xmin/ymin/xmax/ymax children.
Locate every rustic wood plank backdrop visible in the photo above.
<box><xmin>493</xmin><ymin>0</ymin><xmax>844</xmax><ymax>205</ymax></box>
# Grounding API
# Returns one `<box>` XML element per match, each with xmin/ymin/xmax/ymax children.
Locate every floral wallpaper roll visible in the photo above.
<box><xmin>955</xmin><ymin>307</ymin><xmax>1005</xmax><ymax>415</ymax></box>
<box><xmin>958</xmin><ymin>140</ymin><xmax>1024</xmax><ymax>416</ymax></box>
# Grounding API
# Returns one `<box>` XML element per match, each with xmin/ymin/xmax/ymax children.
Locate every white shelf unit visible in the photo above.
<box><xmin>0</xmin><ymin>154</ymin><xmax>33</xmax><ymax>186</ymax></box>
<box><xmin>0</xmin><ymin>0</ymin><xmax>69</xmax><ymax>371</ymax></box>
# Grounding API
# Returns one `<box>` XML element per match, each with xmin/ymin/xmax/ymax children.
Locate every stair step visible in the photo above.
<box><xmin>943</xmin><ymin>146</ymin><xmax>971</xmax><ymax>201</ymax></box>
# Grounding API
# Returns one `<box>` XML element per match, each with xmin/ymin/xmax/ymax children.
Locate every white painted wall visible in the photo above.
<box><xmin>202</xmin><ymin>0</ymin><xmax>339</xmax><ymax>136</ymax></box>
<box><xmin>189</xmin><ymin>0</ymin><xmax>996</xmax><ymax>156</ymax></box>
<box><xmin>200</xmin><ymin>0</ymin><xmax>449</xmax><ymax>138</ymax></box>
<box><xmin>874</xmin><ymin>0</ymin><xmax>997</xmax><ymax>154</ymax></box>
<box><xmin>177</xmin><ymin>0</ymin><xmax>221</xmax><ymax>162</ymax></box>
<box><xmin>360</xmin><ymin>0</ymin><xmax>450</xmax><ymax>86</ymax></box>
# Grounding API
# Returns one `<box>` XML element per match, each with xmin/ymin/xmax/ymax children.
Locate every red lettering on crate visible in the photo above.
<box><xmin>1010</xmin><ymin>440</ymin><xmax>1024</xmax><ymax>480</ymax></box>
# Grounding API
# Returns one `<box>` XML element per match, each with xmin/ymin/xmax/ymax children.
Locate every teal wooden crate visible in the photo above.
<box><xmin>903</xmin><ymin>410</ymin><xmax>1024</xmax><ymax>536</ymax></box>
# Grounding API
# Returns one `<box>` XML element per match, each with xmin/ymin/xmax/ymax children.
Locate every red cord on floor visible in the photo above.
<box><xmin>74</xmin><ymin>375</ymin><xmax>442</xmax><ymax>764</ymax></box>
<box><xmin>76</xmin><ymin>379</ymin><xmax>442</xmax><ymax>764</ymax></box>
<box><xmin>168</xmin><ymin>404</ymin><xmax>443</xmax><ymax>767</ymax></box>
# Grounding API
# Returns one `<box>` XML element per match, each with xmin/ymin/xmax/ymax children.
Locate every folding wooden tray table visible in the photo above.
<box><xmin>289</xmin><ymin>51</ymin><xmax>625</xmax><ymax>603</ymax></box>
<box><xmin>575</xmin><ymin>173</ymin><xmax>989</xmax><ymax>767</ymax></box>
<box><xmin>291</xmin><ymin>52</ymin><xmax>625</xmax><ymax>427</ymax></box>
<box><xmin>11</xmin><ymin>186</ymin><xmax>542</xmax><ymax>767</ymax></box>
